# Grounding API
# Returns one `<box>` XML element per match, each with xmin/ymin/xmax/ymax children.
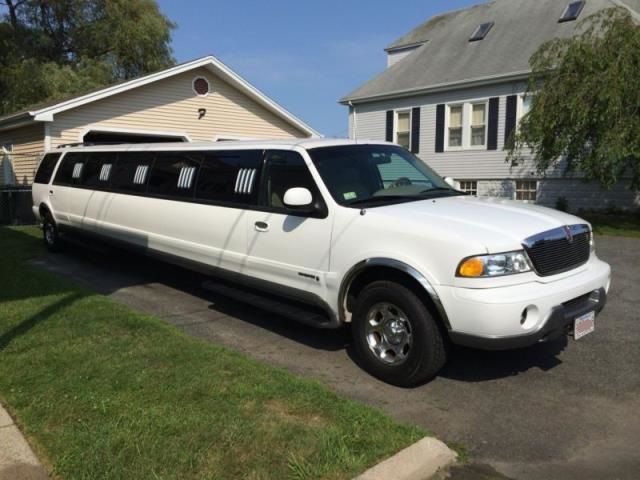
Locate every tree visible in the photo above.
<box><xmin>507</xmin><ymin>8</ymin><xmax>640</xmax><ymax>190</ymax></box>
<box><xmin>0</xmin><ymin>0</ymin><xmax>175</xmax><ymax>115</ymax></box>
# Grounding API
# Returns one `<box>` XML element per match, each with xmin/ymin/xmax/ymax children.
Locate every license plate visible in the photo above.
<box><xmin>574</xmin><ymin>311</ymin><xmax>595</xmax><ymax>340</ymax></box>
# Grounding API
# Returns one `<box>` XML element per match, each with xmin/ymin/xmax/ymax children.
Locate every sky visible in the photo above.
<box><xmin>157</xmin><ymin>0</ymin><xmax>482</xmax><ymax>137</ymax></box>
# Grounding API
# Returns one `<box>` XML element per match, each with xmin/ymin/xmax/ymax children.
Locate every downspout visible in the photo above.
<box><xmin>348</xmin><ymin>101</ymin><xmax>358</xmax><ymax>141</ymax></box>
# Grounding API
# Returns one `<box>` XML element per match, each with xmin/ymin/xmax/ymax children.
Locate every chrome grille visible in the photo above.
<box><xmin>523</xmin><ymin>224</ymin><xmax>591</xmax><ymax>276</ymax></box>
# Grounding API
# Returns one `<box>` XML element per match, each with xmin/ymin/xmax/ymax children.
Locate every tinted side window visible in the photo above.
<box><xmin>147</xmin><ymin>152</ymin><xmax>202</xmax><ymax>199</ymax></box>
<box><xmin>34</xmin><ymin>153</ymin><xmax>62</xmax><ymax>184</ymax></box>
<box><xmin>81</xmin><ymin>152</ymin><xmax>117</xmax><ymax>188</ymax></box>
<box><xmin>261</xmin><ymin>150</ymin><xmax>322</xmax><ymax>211</ymax></box>
<box><xmin>195</xmin><ymin>150</ymin><xmax>262</xmax><ymax>205</ymax></box>
<box><xmin>111</xmin><ymin>152</ymin><xmax>154</xmax><ymax>193</ymax></box>
<box><xmin>53</xmin><ymin>152</ymin><xmax>86</xmax><ymax>186</ymax></box>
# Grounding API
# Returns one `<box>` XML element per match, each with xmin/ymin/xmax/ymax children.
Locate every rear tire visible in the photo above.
<box><xmin>351</xmin><ymin>280</ymin><xmax>448</xmax><ymax>387</ymax></box>
<box><xmin>42</xmin><ymin>213</ymin><xmax>63</xmax><ymax>253</ymax></box>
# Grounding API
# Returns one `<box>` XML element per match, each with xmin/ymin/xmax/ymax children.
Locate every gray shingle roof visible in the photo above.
<box><xmin>341</xmin><ymin>0</ymin><xmax>640</xmax><ymax>103</ymax></box>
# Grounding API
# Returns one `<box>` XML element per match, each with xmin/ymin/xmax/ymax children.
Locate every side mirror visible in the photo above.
<box><xmin>443</xmin><ymin>176</ymin><xmax>456</xmax><ymax>188</ymax></box>
<box><xmin>283</xmin><ymin>187</ymin><xmax>313</xmax><ymax>208</ymax></box>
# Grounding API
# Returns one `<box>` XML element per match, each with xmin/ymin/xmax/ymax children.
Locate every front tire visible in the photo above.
<box><xmin>351</xmin><ymin>281</ymin><xmax>448</xmax><ymax>387</ymax></box>
<box><xmin>42</xmin><ymin>213</ymin><xmax>63</xmax><ymax>252</ymax></box>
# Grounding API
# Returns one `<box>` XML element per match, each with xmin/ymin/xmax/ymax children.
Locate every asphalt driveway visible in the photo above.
<box><xmin>33</xmin><ymin>235</ymin><xmax>640</xmax><ymax>480</ymax></box>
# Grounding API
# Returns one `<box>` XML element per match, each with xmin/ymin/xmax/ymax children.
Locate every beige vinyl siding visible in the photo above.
<box><xmin>50</xmin><ymin>67</ymin><xmax>307</xmax><ymax>147</ymax></box>
<box><xmin>0</xmin><ymin>124</ymin><xmax>45</xmax><ymax>185</ymax></box>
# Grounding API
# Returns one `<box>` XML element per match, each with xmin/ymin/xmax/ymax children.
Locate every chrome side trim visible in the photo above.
<box><xmin>338</xmin><ymin>258</ymin><xmax>451</xmax><ymax>330</ymax></box>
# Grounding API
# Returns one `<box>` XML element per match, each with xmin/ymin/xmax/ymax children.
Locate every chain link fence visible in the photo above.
<box><xmin>0</xmin><ymin>187</ymin><xmax>35</xmax><ymax>225</ymax></box>
<box><xmin>1</xmin><ymin>151</ymin><xmax>39</xmax><ymax>225</ymax></box>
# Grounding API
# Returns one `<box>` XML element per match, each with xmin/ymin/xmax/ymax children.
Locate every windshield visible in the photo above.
<box><xmin>308</xmin><ymin>144</ymin><xmax>460</xmax><ymax>207</ymax></box>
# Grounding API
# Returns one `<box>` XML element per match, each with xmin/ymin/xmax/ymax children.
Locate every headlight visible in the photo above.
<box><xmin>457</xmin><ymin>250</ymin><xmax>532</xmax><ymax>278</ymax></box>
<box><xmin>589</xmin><ymin>230</ymin><xmax>595</xmax><ymax>253</ymax></box>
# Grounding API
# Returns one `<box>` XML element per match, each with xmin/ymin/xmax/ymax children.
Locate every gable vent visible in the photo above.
<box><xmin>177</xmin><ymin>166</ymin><xmax>196</xmax><ymax>189</ymax></box>
<box><xmin>559</xmin><ymin>1</ymin><xmax>585</xmax><ymax>22</ymax></box>
<box><xmin>469</xmin><ymin>22</ymin><xmax>494</xmax><ymax>42</ymax></box>
<box><xmin>99</xmin><ymin>164</ymin><xmax>112</xmax><ymax>182</ymax></box>
<box><xmin>234</xmin><ymin>168</ymin><xmax>256</xmax><ymax>194</ymax></box>
<box><xmin>72</xmin><ymin>163</ymin><xmax>84</xmax><ymax>179</ymax></box>
<box><xmin>133</xmin><ymin>165</ymin><xmax>149</xmax><ymax>185</ymax></box>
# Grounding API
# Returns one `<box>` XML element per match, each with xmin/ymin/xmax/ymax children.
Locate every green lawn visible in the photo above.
<box><xmin>0</xmin><ymin>226</ymin><xmax>424</xmax><ymax>480</ymax></box>
<box><xmin>581</xmin><ymin>212</ymin><xmax>640</xmax><ymax>238</ymax></box>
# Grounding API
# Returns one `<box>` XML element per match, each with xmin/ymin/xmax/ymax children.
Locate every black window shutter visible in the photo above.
<box><xmin>410</xmin><ymin>107</ymin><xmax>421</xmax><ymax>153</ymax></box>
<box><xmin>504</xmin><ymin>95</ymin><xmax>518</xmax><ymax>147</ymax></box>
<box><xmin>487</xmin><ymin>97</ymin><xmax>499</xmax><ymax>150</ymax></box>
<box><xmin>435</xmin><ymin>104</ymin><xmax>445</xmax><ymax>153</ymax></box>
<box><xmin>385</xmin><ymin>110</ymin><xmax>394</xmax><ymax>142</ymax></box>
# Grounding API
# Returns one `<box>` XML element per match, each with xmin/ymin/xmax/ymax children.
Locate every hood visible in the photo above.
<box><xmin>367</xmin><ymin>195</ymin><xmax>587</xmax><ymax>253</ymax></box>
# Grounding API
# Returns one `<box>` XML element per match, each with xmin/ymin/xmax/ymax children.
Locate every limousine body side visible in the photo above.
<box><xmin>32</xmin><ymin>139</ymin><xmax>611</xmax><ymax>386</ymax></box>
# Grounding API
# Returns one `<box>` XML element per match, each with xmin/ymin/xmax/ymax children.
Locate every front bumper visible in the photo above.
<box><xmin>449</xmin><ymin>287</ymin><xmax>606</xmax><ymax>350</ymax></box>
<box><xmin>439</xmin><ymin>256</ymin><xmax>611</xmax><ymax>350</ymax></box>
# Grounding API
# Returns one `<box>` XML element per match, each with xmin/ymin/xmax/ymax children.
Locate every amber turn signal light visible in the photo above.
<box><xmin>458</xmin><ymin>257</ymin><xmax>485</xmax><ymax>277</ymax></box>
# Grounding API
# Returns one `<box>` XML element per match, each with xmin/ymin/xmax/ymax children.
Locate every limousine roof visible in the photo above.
<box><xmin>55</xmin><ymin>138</ymin><xmax>395</xmax><ymax>153</ymax></box>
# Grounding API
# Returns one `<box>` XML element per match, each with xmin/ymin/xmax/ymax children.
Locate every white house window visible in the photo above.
<box><xmin>395</xmin><ymin>111</ymin><xmax>411</xmax><ymax>149</ymax></box>
<box><xmin>459</xmin><ymin>180</ymin><xmax>478</xmax><ymax>195</ymax></box>
<box><xmin>448</xmin><ymin>105</ymin><xmax>463</xmax><ymax>148</ymax></box>
<box><xmin>519</xmin><ymin>94</ymin><xmax>533</xmax><ymax>122</ymax></box>
<box><xmin>515</xmin><ymin>180</ymin><xmax>537</xmax><ymax>201</ymax></box>
<box><xmin>470</xmin><ymin>103</ymin><xmax>487</xmax><ymax>146</ymax></box>
<box><xmin>447</xmin><ymin>102</ymin><xmax>489</xmax><ymax>150</ymax></box>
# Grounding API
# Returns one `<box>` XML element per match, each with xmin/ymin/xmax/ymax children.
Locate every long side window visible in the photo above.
<box><xmin>34</xmin><ymin>153</ymin><xmax>62</xmax><ymax>184</ymax></box>
<box><xmin>147</xmin><ymin>152</ymin><xmax>202</xmax><ymax>199</ymax></box>
<box><xmin>261</xmin><ymin>150</ymin><xmax>322</xmax><ymax>212</ymax></box>
<box><xmin>195</xmin><ymin>150</ymin><xmax>262</xmax><ymax>205</ymax></box>
<box><xmin>81</xmin><ymin>152</ymin><xmax>117</xmax><ymax>188</ymax></box>
<box><xmin>111</xmin><ymin>152</ymin><xmax>155</xmax><ymax>193</ymax></box>
<box><xmin>53</xmin><ymin>152</ymin><xmax>87</xmax><ymax>186</ymax></box>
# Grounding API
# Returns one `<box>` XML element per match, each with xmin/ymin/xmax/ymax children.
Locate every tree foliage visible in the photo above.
<box><xmin>508</xmin><ymin>8</ymin><xmax>640</xmax><ymax>190</ymax></box>
<box><xmin>0</xmin><ymin>0</ymin><xmax>175</xmax><ymax>116</ymax></box>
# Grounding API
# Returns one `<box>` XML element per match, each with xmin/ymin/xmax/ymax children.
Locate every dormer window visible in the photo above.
<box><xmin>469</xmin><ymin>22</ymin><xmax>494</xmax><ymax>42</ymax></box>
<box><xmin>559</xmin><ymin>1</ymin><xmax>585</xmax><ymax>22</ymax></box>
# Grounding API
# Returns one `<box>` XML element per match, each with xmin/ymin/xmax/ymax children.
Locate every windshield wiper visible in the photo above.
<box><xmin>420</xmin><ymin>187</ymin><xmax>455</xmax><ymax>194</ymax></box>
<box><xmin>347</xmin><ymin>195</ymin><xmax>420</xmax><ymax>206</ymax></box>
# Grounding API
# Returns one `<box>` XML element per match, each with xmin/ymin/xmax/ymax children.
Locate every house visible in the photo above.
<box><xmin>0</xmin><ymin>55</ymin><xmax>320</xmax><ymax>187</ymax></box>
<box><xmin>340</xmin><ymin>0</ymin><xmax>640</xmax><ymax>211</ymax></box>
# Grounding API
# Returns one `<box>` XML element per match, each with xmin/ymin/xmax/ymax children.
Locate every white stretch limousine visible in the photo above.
<box><xmin>32</xmin><ymin>139</ymin><xmax>611</xmax><ymax>386</ymax></box>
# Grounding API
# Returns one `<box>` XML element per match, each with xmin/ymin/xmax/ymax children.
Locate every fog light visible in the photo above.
<box><xmin>520</xmin><ymin>308</ymin><xmax>528</xmax><ymax>325</ymax></box>
<box><xmin>520</xmin><ymin>305</ymin><xmax>539</xmax><ymax>330</ymax></box>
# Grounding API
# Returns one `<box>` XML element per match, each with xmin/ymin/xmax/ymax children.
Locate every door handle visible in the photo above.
<box><xmin>254</xmin><ymin>221</ymin><xmax>269</xmax><ymax>232</ymax></box>
<box><xmin>49</xmin><ymin>190</ymin><xmax>54</xmax><ymax>195</ymax></box>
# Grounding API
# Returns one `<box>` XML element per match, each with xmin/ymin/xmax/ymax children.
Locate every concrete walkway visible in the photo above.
<box><xmin>0</xmin><ymin>403</ymin><xmax>47</xmax><ymax>480</ymax></box>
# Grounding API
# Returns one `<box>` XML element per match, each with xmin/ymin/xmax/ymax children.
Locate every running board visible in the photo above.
<box><xmin>201</xmin><ymin>279</ymin><xmax>335</xmax><ymax>328</ymax></box>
